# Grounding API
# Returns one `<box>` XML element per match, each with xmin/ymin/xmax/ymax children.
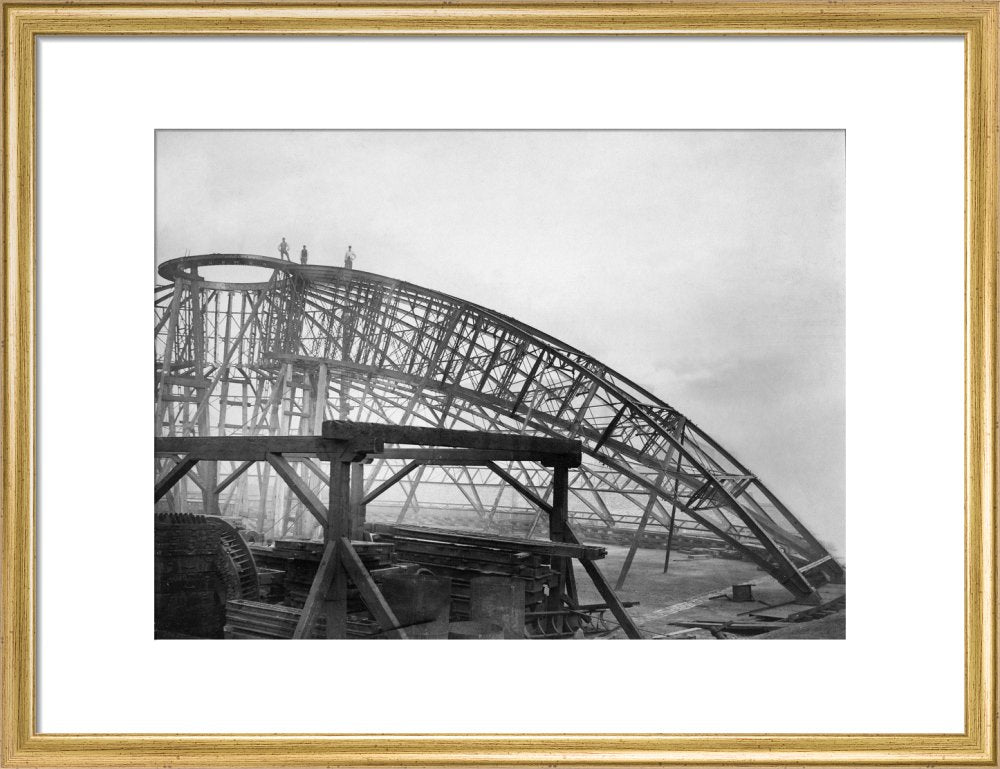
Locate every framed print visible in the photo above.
<box><xmin>2</xmin><ymin>3</ymin><xmax>996</xmax><ymax>767</ymax></box>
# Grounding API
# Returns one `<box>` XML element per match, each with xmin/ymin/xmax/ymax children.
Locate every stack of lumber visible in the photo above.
<box><xmin>224</xmin><ymin>599</ymin><xmax>322</xmax><ymax>639</ymax></box>
<box><xmin>572</xmin><ymin>523</ymin><xmax>742</xmax><ymax>558</ymax></box>
<box><xmin>250</xmin><ymin>539</ymin><xmax>393</xmax><ymax>609</ymax></box>
<box><xmin>256</xmin><ymin>568</ymin><xmax>285</xmax><ymax>603</ymax></box>
<box><xmin>224</xmin><ymin>599</ymin><xmax>383</xmax><ymax>639</ymax></box>
<box><xmin>369</xmin><ymin>524</ymin><xmax>606</xmax><ymax>621</ymax></box>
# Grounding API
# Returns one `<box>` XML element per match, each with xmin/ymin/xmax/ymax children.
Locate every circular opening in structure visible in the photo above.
<box><xmin>195</xmin><ymin>264</ymin><xmax>279</xmax><ymax>286</ymax></box>
<box><xmin>157</xmin><ymin>254</ymin><xmax>297</xmax><ymax>290</ymax></box>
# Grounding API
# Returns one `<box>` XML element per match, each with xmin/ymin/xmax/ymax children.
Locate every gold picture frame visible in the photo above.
<box><xmin>2</xmin><ymin>3</ymin><xmax>995</xmax><ymax>766</ymax></box>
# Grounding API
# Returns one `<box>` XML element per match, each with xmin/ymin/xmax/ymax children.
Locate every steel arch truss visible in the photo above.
<box><xmin>155</xmin><ymin>254</ymin><xmax>844</xmax><ymax>598</ymax></box>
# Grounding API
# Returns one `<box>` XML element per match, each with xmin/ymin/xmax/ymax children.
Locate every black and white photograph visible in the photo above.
<box><xmin>153</xmin><ymin>129</ymin><xmax>846</xmax><ymax>640</ymax></box>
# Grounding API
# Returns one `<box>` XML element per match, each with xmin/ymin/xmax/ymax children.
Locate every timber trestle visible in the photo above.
<box><xmin>154</xmin><ymin>420</ymin><xmax>642</xmax><ymax>639</ymax></box>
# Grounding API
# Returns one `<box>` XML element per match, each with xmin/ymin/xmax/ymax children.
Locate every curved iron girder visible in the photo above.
<box><xmin>155</xmin><ymin>254</ymin><xmax>844</xmax><ymax>595</ymax></box>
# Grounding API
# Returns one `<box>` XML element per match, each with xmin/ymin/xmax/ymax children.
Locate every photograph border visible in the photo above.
<box><xmin>2</xmin><ymin>3</ymin><xmax>996</xmax><ymax>766</ymax></box>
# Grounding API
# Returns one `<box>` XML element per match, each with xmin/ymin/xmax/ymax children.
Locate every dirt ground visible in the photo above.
<box><xmin>573</xmin><ymin>543</ymin><xmax>845</xmax><ymax>639</ymax></box>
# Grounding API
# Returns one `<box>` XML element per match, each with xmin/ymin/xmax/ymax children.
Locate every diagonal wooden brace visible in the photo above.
<box><xmin>293</xmin><ymin>540</ymin><xmax>339</xmax><ymax>639</ymax></box>
<box><xmin>267</xmin><ymin>453</ymin><xmax>328</xmax><ymax>528</ymax></box>
<box><xmin>154</xmin><ymin>454</ymin><xmax>198</xmax><ymax>502</ymax></box>
<box><xmin>339</xmin><ymin>538</ymin><xmax>409</xmax><ymax>639</ymax></box>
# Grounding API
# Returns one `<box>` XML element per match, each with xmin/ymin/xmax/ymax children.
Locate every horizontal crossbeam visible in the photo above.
<box><xmin>372</xmin><ymin>448</ymin><xmax>580</xmax><ymax>467</ymax></box>
<box><xmin>323</xmin><ymin>419</ymin><xmax>580</xmax><ymax>456</ymax></box>
<box><xmin>155</xmin><ymin>436</ymin><xmax>382</xmax><ymax>461</ymax></box>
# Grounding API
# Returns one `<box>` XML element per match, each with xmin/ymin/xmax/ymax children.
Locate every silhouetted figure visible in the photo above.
<box><xmin>278</xmin><ymin>237</ymin><xmax>290</xmax><ymax>261</ymax></box>
<box><xmin>344</xmin><ymin>245</ymin><xmax>355</xmax><ymax>269</ymax></box>
<box><xmin>300</xmin><ymin>245</ymin><xmax>308</xmax><ymax>265</ymax></box>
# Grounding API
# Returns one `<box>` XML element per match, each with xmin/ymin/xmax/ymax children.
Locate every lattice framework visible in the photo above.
<box><xmin>154</xmin><ymin>254</ymin><xmax>843</xmax><ymax>597</ymax></box>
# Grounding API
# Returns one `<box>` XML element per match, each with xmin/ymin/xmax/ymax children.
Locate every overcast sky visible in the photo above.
<box><xmin>156</xmin><ymin>130</ymin><xmax>845</xmax><ymax>555</ymax></box>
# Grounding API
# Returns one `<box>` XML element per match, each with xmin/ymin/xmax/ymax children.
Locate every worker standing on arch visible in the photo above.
<box><xmin>300</xmin><ymin>245</ymin><xmax>308</xmax><ymax>265</ymax></box>
<box><xmin>344</xmin><ymin>245</ymin><xmax>356</xmax><ymax>269</ymax></box>
<box><xmin>278</xmin><ymin>237</ymin><xmax>290</xmax><ymax>261</ymax></box>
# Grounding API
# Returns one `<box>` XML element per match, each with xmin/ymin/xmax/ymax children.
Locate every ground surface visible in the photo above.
<box><xmin>574</xmin><ymin>543</ymin><xmax>845</xmax><ymax>639</ymax></box>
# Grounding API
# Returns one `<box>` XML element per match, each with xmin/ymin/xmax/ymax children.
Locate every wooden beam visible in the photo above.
<box><xmin>214</xmin><ymin>459</ymin><xmax>255</xmax><ymax>495</ymax></box>
<box><xmin>373</xmin><ymin>448</ymin><xmax>580</xmax><ymax>467</ymax></box>
<box><xmin>267</xmin><ymin>454</ymin><xmax>328</xmax><ymax>528</ymax></box>
<box><xmin>348</xmin><ymin>462</ymin><xmax>366</xmax><ymax>541</ymax></box>
<box><xmin>299</xmin><ymin>457</ymin><xmax>331</xmax><ymax>485</ymax></box>
<box><xmin>154</xmin><ymin>455</ymin><xmax>198</xmax><ymax>502</ymax></box>
<box><xmin>547</xmin><ymin>465</ymin><xmax>571</xmax><ymax>612</ymax></box>
<box><xmin>325</xmin><ymin>461</ymin><xmax>351</xmax><ymax>638</ymax></box>
<box><xmin>155</xmin><ymin>435</ymin><xmax>381</xmax><ymax>461</ymax></box>
<box><xmin>370</xmin><ymin>523</ymin><xmax>606</xmax><ymax>561</ymax></box>
<box><xmin>338</xmin><ymin>537</ymin><xmax>408</xmax><ymax>639</ymax></box>
<box><xmin>800</xmin><ymin>554</ymin><xmax>835</xmax><ymax>573</ymax></box>
<box><xmin>485</xmin><ymin>462</ymin><xmax>554</xmax><ymax>514</ymax></box>
<box><xmin>322</xmin><ymin>419</ymin><xmax>580</xmax><ymax>455</ymax></box>
<box><xmin>361</xmin><ymin>460</ymin><xmax>421</xmax><ymax>506</ymax></box>
<box><xmin>562</xmin><ymin>527</ymin><xmax>643</xmax><ymax>640</ymax></box>
<box><xmin>292</xmin><ymin>540</ymin><xmax>339</xmax><ymax>639</ymax></box>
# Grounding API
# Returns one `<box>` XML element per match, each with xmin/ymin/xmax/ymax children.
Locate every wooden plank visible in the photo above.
<box><xmin>266</xmin><ymin>454</ymin><xmax>329</xmax><ymax>528</ymax></box>
<box><xmin>338</xmin><ymin>538</ymin><xmax>408</xmax><ymax>639</ymax></box>
<box><xmin>299</xmin><ymin>457</ymin><xmax>331</xmax><ymax>485</ymax></box>
<box><xmin>348</xmin><ymin>462</ymin><xmax>366</xmax><ymax>541</ymax></box>
<box><xmin>155</xmin><ymin>435</ymin><xmax>381</xmax><ymax>461</ymax></box>
<box><xmin>154</xmin><ymin>455</ymin><xmax>198</xmax><ymax>501</ymax></box>
<box><xmin>371</xmin><ymin>523</ymin><xmax>606</xmax><ymax>561</ymax></box>
<box><xmin>547</xmin><ymin>465</ymin><xmax>570</xmax><ymax>612</ymax></box>
<box><xmin>799</xmin><ymin>554</ymin><xmax>835</xmax><ymax>573</ymax></box>
<box><xmin>576</xmin><ymin>557</ymin><xmax>643</xmax><ymax>639</ymax></box>
<box><xmin>214</xmin><ymin>459</ymin><xmax>255</xmax><ymax>495</ymax></box>
<box><xmin>322</xmin><ymin>419</ymin><xmax>580</xmax><ymax>456</ymax></box>
<box><xmin>669</xmin><ymin>620</ymin><xmax>790</xmax><ymax>631</ymax></box>
<box><xmin>292</xmin><ymin>540</ymin><xmax>339</xmax><ymax>639</ymax></box>
<box><xmin>484</xmin><ymin>462</ymin><xmax>554</xmax><ymax>514</ymax></box>
<box><xmin>325</xmin><ymin>461</ymin><xmax>351</xmax><ymax>638</ymax></box>
<box><xmin>561</xmin><ymin>527</ymin><xmax>643</xmax><ymax>640</ymax></box>
<box><xmin>372</xmin><ymin>448</ymin><xmax>580</xmax><ymax>466</ymax></box>
<box><xmin>361</xmin><ymin>460</ymin><xmax>421</xmax><ymax>506</ymax></box>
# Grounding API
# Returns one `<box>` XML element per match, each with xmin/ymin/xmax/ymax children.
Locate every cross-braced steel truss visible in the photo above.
<box><xmin>154</xmin><ymin>254</ymin><xmax>843</xmax><ymax>598</ymax></box>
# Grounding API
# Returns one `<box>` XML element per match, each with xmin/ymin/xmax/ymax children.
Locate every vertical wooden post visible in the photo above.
<box><xmin>547</xmin><ymin>464</ymin><xmax>571</xmax><ymax>612</ymax></box>
<box><xmin>280</xmin><ymin>475</ymin><xmax>294</xmax><ymax>536</ymax></box>
<box><xmin>176</xmin><ymin>475</ymin><xmax>187</xmax><ymax>514</ymax></box>
<box><xmin>325</xmin><ymin>459</ymin><xmax>351</xmax><ymax>638</ymax></box>
<box><xmin>256</xmin><ymin>464</ymin><xmax>270</xmax><ymax>537</ymax></box>
<box><xmin>349</xmin><ymin>462</ymin><xmax>366</xmax><ymax>541</ymax></box>
<box><xmin>154</xmin><ymin>281</ymin><xmax>182</xmax><ymax>435</ymax></box>
<box><xmin>313</xmin><ymin>363</ymin><xmax>329</xmax><ymax>434</ymax></box>
<box><xmin>549</xmin><ymin>466</ymin><xmax>570</xmax><ymax>537</ymax></box>
<box><xmin>189</xmin><ymin>270</ymin><xmax>219</xmax><ymax>518</ymax></box>
<box><xmin>338</xmin><ymin>373</ymin><xmax>351</xmax><ymax>420</ymax></box>
<box><xmin>210</xmin><ymin>376</ymin><xmax>229</xmax><ymax>519</ymax></box>
<box><xmin>293</xmin><ymin>381</ymin><xmax>314</xmax><ymax>538</ymax></box>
